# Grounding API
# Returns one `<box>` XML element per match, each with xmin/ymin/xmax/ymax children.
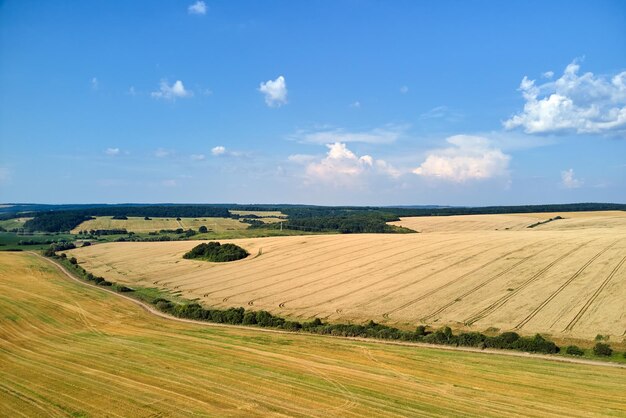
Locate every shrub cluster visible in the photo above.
<box><xmin>183</xmin><ymin>242</ymin><xmax>249</xmax><ymax>262</ymax></box>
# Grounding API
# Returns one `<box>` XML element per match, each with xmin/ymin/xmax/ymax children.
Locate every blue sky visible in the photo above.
<box><xmin>1</xmin><ymin>0</ymin><xmax>625</xmax><ymax>205</ymax></box>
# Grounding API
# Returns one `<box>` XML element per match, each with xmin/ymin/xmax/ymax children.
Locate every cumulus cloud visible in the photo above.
<box><xmin>305</xmin><ymin>142</ymin><xmax>400</xmax><ymax>186</ymax></box>
<box><xmin>413</xmin><ymin>135</ymin><xmax>510</xmax><ymax>182</ymax></box>
<box><xmin>259</xmin><ymin>75</ymin><xmax>287</xmax><ymax>107</ymax></box>
<box><xmin>561</xmin><ymin>168</ymin><xmax>582</xmax><ymax>189</ymax></box>
<box><xmin>105</xmin><ymin>147</ymin><xmax>120</xmax><ymax>156</ymax></box>
<box><xmin>291</xmin><ymin>125</ymin><xmax>406</xmax><ymax>144</ymax></box>
<box><xmin>504</xmin><ymin>60</ymin><xmax>626</xmax><ymax>136</ymax></box>
<box><xmin>190</xmin><ymin>154</ymin><xmax>206</xmax><ymax>161</ymax></box>
<box><xmin>91</xmin><ymin>77</ymin><xmax>99</xmax><ymax>90</ymax></box>
<box><xmin>151</xmin><ymin>80</ymin><xmax>193</xmax><ymax>100</ymax></box>
<box><xmin>188</xmin><ymin>1</ymin><xmax>207</xmax><ymax>15</ymax></box>
<box><xmin>211</xmin><ymin>146</ymin><xmax>226</xmax><ymax>156</ymax></box>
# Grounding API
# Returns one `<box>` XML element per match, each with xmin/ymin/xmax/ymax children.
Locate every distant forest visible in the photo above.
<box><xmin>4</xmin><ymin>202</ymin><xmax>624</xmax><ymax>233</ymax></box>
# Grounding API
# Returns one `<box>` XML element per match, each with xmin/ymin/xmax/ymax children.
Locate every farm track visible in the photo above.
<box><xmin>381</xmin><ymin>241</ymin><xmax>549</xmax><ymax>320</ymax></box>
<box><xmin>25</xmin><ymin>252</ymin><xmax>626</xmax><ymax>370</ymax></box>
<box><xmin>563</xmin><ymin>255</ymin><xmax>626</xmax><ymax>333</ymax></box>
<box><xmin>420</xmin><ymin>246</ymin><xmax>550</xmax><ymax>322</ymax></box>
<box><xmin>464</xmin><ymin>241</ymin><xmax>593</xmax><ymax>326</ymax></box>
<box><xmin>514</xmin><ymin>240</ymin><xmax>619</xmax><ymax>331</ymax></box>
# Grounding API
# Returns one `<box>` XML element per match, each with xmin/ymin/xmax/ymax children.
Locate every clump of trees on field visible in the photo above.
<box><xmin>183</xmin><ymin>242</ymin><xmax>249</xmax><ymax>262</ymax></box>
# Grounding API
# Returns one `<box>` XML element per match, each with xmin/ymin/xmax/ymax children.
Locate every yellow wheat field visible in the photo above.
<box><xmin>71</xmin><ymin>216</ymin><xmax>250</xmax><ymax>233</ymax></box>
<box><xmin>68</xmin><ymin>211</ymin><xmax>626</xmax><ymax>340</ymax></box>
<box><xmin>3</xmin><ymin>252</ymin><xmax>625</xmax><ymax>417</ymax></box>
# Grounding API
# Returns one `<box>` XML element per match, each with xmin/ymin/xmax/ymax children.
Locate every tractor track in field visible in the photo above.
<box><xmin>230</xmin><ymin>237</ymin><xmax>440</xmax><ymax>306</ymax></box>
<box><xmin>32</xmin><ymin>252</ymin><xmax>626</xmax><ymax>370</ymax></box>
<box><xmin>202</xmin><ymin>236</ymin><xmax>386</xmax><ymax>299</ymax></box>
<box><xmin>278</xmin><ymin>235</ymin><xmax>473</xmax><ymax>309</ymax></box>
<box><xmin>514</xmin><ymin>240</ymin><xmax>619</xmax><ymax>331</ymax></box>
<box><xmin>267</xmin><ymin>235</ymin><xmax>471</xmax><ymax>310</ymax></box>
<box><xmin>354</xmin><ymin>237</ymin><xmax>515</xmax><ymax>313</ymax></box>
<box><xmin>463</xmin><ymin>240</ymin><xmax>593</xmax><ymax>327</ymax></box>
<box><xmin>420</xmin><ymin>245</ymin><xmax>551</xmax><ymax>322</ymax></box>
<box><xmin>381</xmin><ymin>240</ymin><xmax>549</xmax><ymax>320</ymax></box>
<box><xmin>563</xmin><ymin>255</ymin><xmax>626</xmax><ymax>333</ymax></box>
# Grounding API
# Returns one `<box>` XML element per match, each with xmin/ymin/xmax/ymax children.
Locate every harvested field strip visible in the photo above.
<box><xmin>382</xmin><ymin>240</ymin><xmax>550</xmax><ymax>319</ymax></box>
<box><xmin>278</xmin><ymin>235</ymin><xmax>472</xmax><ymax>310</ymax></box>
<box><xmin>464</xmin><ymin>241</ymin><xmax>592</xmax><ymax>326</ymax></box>
<box><xmin>564</xmin><ymin>256</ymin><xmax>626</xmax><ymax>333</ymax></box>
<box><xmin>185</xmin><ymin>235</ymin><xmax>378</xmax><ymax>292</ymax></box>
<box><xmin>251</xmin><ymin>235</ymin><xmax>474</xmax><ymax>308</ymax></box>
<box><xmin>4</xmin><ymin>252</ymin><xmax>626</xmax><ymax>416</ymax></box>
<box><xmin>215</xmin><ymin>236</ymin><xmax>404</xmax><ymax>301</ymax></box>
<box><xmin>356</xmin><ymin>236</ymin><xmax>515</xmax><ymax>310</ymax></box>
<box><xmin>420</xmin><ymin>247</ymin><xmax>549</xmax><ymax>322</ymax></box>
<box><xmin>514</xmin><ymin>240</ymin><xmax>619</xmax><ymax>330</ymax></box>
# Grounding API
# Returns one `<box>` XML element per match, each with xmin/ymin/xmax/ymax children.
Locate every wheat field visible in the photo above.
<box><xmin>71</xmin><ymin>216</ymin><xmax>250</xmax><ymax>234</ymax></box>
<box><xmin>67</xmin><ymin>211</ymin><xmax>626</xmax><ymax>340</ymax></box>
<box><xmin>1</xmin><ymin>252</ymin><xmax>625</xmax><ymax>417</ymax></box>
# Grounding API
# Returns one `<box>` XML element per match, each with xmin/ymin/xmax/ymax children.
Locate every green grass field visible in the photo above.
<box><xmin>0</xmin><ymin>217</ymin><xmax>32</xmax><ymax>230</ymax></box>
<box><xmin>1</xmin><ymin>252</ymin><xmax>625</xmax><ymax>417</ymax></box>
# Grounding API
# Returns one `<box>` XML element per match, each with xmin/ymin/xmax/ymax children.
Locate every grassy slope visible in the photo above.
<box><xmin>1</xmin><ymin>252</ymin><xmax>625</xmax><ymax>417</ymax></box>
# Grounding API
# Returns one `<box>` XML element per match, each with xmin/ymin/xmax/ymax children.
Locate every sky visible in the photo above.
<box><xmin>1</xmin><ymin>0</ymin><xmax>625</xmax><ymax>206</ymax></box>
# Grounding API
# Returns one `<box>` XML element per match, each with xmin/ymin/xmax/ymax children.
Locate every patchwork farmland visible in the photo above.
<box><xmin>67</xmin><ymin>211</ymin><xmax>626</xmax><ymax>340</ymax></box>
<box><xmin>1</xmin><ymin>252</ymin><xmax>625</xmax><ymax>417</ymax></box>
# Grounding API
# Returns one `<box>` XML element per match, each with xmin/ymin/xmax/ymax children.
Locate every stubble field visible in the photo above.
<box><xmin>67</xmin><ymin>211</ymin><xmax>626</xmax><ymax>340</ymax></box>
<box><xmin>1</xmin><ymin>252</ymin><xmax>625</xmax><ymax>417</ymax></box>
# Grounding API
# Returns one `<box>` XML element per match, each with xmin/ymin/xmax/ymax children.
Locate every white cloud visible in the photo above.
<box><xmin>350</xmin><ymin>101</ymin><xmax>361</xmax><ymax>108</ymax></box>
<box><xmin>190</xmin><ymin>154</ymin><xmax>206</xmax><ymax>161</ymax></box>
<box><xmin>400</xmin><ymin>85</ymin><xmax>409</xmax><ymax>94</ymax></box>
<box><xmin>561</xmin><ymin>168</ymin><xmax>582</xmax><ymax>189</ymax></box>
<box><xmin>413</xmin><ymin>135</ymin><xmax>510</xmax><ymax>182</ymax></box>
<box><xmin>188</xmin><ymin>1</ymin><xmax>207</xmax><ymax>15</ymax></box>
<box><xmin>91</xmin><ymin>77</ymin><xmax>99</xmax><ymax>90</ymax></box>
<box><xmin>151</xmin><ymin>80</ymin><xmax>193</xmax><ymax>100</ymax></box>
<box><xmin>154</xmin><ymin>148</ymin><xmax>172</xmax><ymax>158</ymax></box>
<box><xmin>419</xmin><ymin>105</ymin><xmax>463</xmax><ymax>122</ymax></box>
<box><xmin>504</xmin><ymin>60</ymin><xmax>626</xmax><ymax>136</ymax></box>
<box><xmin>259</xmin><ymin>75</ymin><xmax>287</xmax><ymax>107</ymax></box>
<box><xmin>211</xmin><ymin>146</ymin><xmax>226</xmax><ymax>156</ymax></box>
<box><xmin>105</xmin><ymin>147</ymin><xmax>120</xmax><ymax>156</ymax></box>
<box><xmin>291</xmin><ymin>125</ymin><xmax>406</xmax><ymax>144</ymax></box>
<box><xmin>305</xmin><ymin>142</ymin><xmax>400</xmax><ymax>186</ymax></box>
<box><xmin>128</xmin><ymin>86</ymin><xmax>137</xmax><ymax>96</ymax></box>
<box><xmin>542</xmin><ymin>71</ymin><xmax>554</xmax><ymax>79</ymax></box>
<box><xmin>287</xmin><ymin>154</ymin><xmax>316</xmax><ymax>164</ymax></box>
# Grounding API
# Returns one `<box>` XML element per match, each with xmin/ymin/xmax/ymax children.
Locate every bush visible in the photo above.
<box><xmin>593</xmin><ymin>343</ymin><xmax>612</xmax><ymax>357</ymax></box>
<box><xmin>69</xmin><ymin>257</ymin><xmax>78</xmax><ymax>265</ymax></box>
<box><xmin>183</xmin><ymin>242</ymin><xmax>249</xmax><ymax>262</ymax></box>
<box><xmin>198</xmin><ymin>225</ymin><xmax>208</xmax><ymax>233</ymax></box>
<box><xmin>242</xmin><ymin>311</ymin><xmax>257</xmax><ymax>325</ymax></box>
<box><xmin>565</xmin><ymin>345</ymin><xmax>584</xmax><ymax>356</ymax></box>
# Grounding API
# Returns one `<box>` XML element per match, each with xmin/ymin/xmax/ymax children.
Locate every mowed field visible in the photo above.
<box><xmin>71</xmin><ymin>216</ymin><xmax>250</xmax><ymax>234</ymax></box>
<box><xmin>67</xmin><ymin>211</ymin><xmax>626</xmax><ymax>340</ymax></box>
<box><xmin>1</xmin><ymin>252</ymin><xmax>625</xmax><ymax>417</ymax></box>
